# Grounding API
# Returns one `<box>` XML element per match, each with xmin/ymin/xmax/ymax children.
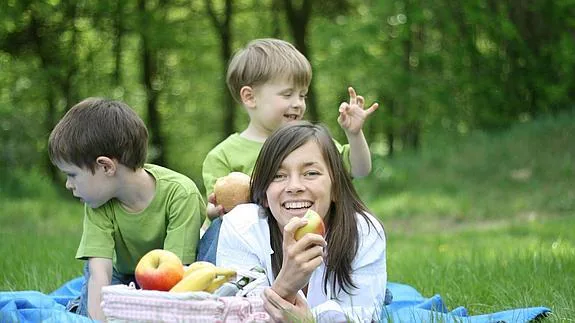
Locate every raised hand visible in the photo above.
<box><xmin>337</xmin><ymin>87</ymin><xmax>379</xmax><ymax>135</ymax></box>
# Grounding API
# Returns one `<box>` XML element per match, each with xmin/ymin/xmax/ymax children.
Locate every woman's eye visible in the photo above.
<box><xmin>272</xmin><ymin>174</ymin><xmax>286</xmax><ymax>181</ymax></box>
<box><xmin>304</xmin><ymin>171</ymin><xmax>320</xmax><ymax>177</ymax></box>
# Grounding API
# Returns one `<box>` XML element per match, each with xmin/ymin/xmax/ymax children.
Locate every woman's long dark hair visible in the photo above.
<box><xmin>250</xmin><ymin>121</ymin><xmax>382</xmax><ymax>296</ymax></box>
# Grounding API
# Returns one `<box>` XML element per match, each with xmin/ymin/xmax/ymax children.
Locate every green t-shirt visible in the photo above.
<box><xmin>76</xmin><ymin>164</ymin><xmax>206</xmax><ymax>274</ymax></box>
<box><xmin>202</xmin><ymin>133</ymin><xmax>351</xmax><ymax>197</ymax></box>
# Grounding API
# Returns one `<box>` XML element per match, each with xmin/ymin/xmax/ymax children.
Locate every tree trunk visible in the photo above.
<box><xmin>139</xmin><ymin>0</ymin><xmax>165</xmax><ymax>165</ymax></box>
<box><xmin>282</xmin><ymin>0</ymin><xmax>319</xmax><ymax>122</ymax></box>
<box><xmin>205</xmin><ymin>0</ymin><xmax>235</xmax><ymax>138</ymax></box>
<box><xmin>399</xmin><ymin>0</ymin><xmax>421</xmax><ymax>150</ymax></box>
<box><xmin>114</xmin><ymin>1</ymin><xmax>125</xmax><ymax>85</ymax></box>
<box><xmin>386</xmin><ymin>98</ymin><xmax>395</xmax><ymax>158</ymax></box>
<box><xmin>29</xmin><ymin>15</ymin><xmax>62</xmax><ymax>184</ymax></box>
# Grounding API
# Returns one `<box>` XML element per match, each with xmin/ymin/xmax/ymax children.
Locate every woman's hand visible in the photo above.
<box><xmin>262</xmin><ymin>287</ymin><xmax>314</xmax><ymax>323</ymax></box>
<box><xmin>271</xmin><ymin>216</ymin><xmax>326</xmax><ymax>303</ymax></box>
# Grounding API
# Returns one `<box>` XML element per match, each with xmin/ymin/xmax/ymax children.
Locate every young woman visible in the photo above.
<box><xmin>216</xmin><ymin>121</ymin><xmax>387</xmax><ymax>322</ymax></box>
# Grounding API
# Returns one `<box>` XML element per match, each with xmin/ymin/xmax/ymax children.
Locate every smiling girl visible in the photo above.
<box><xmin>216</xmin><ymin>121</ymin><xmax>387</xmax><ymax>322</ymax></box>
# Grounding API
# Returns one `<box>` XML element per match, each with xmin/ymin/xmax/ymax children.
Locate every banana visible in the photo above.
<box><xmin>169</xmin><ymin>264</ymin><xmax>237</xmax><ymax>293</ymax></box>
<box><xmin>169</xmin><ymin>267</ymin><xmax>216</xmax><ymax>292</ymax></box>
<box><xmin>204</xmin><ymin>267</ymin><xmax>236</xmax><ymax>293</ymax></box>
<box><xmin>204</xmin><ymin>275</ymin><xmax>230</xmax><ymax>293</ymax></box>
<box><xmin>214</xmin><ymin>267</ymin><xmax>237</xmax><ymax>279</ymax></box>
<box><xmin>184</xmin><ymin>261</ymin><xmax>216</xmax><ymax>277</ymax></box>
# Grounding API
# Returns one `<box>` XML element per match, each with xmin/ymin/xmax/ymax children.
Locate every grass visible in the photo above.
<box><xmin>358</xmin><ymin>111</ymin><xmax>575</xmax><ymax>320</ymax></box>
<box><xmin>0</xmin><ymin>197</ymin><xmax>84</xmax><ymax>292</ymax></box>
<box><xmin>1</xmin><ymin>111</ymin><xmax>574</xmax><ymax>321</ymax></box>
<box><xmin>387</xmin><ymin>216</ymin><xmax>574</xmax><ymax>321</ymax></box>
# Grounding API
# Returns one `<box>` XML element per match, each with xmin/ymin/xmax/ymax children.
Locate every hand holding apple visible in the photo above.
<box><xmin>135</xmin><ymin>249</ymin><xmax>184</xmax><ymax>291</ymax></box>
<box><xmin>294</xmin><ymin>209</ymin><xmax>326</xmax><ymax>241</ymax></box>
<box><xmin>272</xmin><ymin>212</ymin><xmax>326</xmax><ymax>302</ymax></box>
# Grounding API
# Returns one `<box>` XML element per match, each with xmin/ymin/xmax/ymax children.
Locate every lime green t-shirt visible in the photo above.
<box><xmin>202</xmin><ymin>133</ymin><xmax>351</xmax><ymax>197</ymax></box>
<box><xmin>76</xmin><ymin>164</ymin><xmax>206</xmax><ymax>274</ymax></box>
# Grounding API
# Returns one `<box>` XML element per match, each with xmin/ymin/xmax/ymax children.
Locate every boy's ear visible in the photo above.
<box><xmin>96</xmin><ymin>156</ymin><xmax>117</xmax><ymax>175</ymax></box>
<box><xmin>240</xmin><ymin>86</ymin><xmax>256</xmax><ymax>109</ymax></box>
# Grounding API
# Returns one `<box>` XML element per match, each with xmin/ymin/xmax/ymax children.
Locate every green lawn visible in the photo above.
<box><xmin>0</xmin><ymin>198</ymin><xmax>83</xmax><ymax>292</ymax></box>
<box><xmin>387</xmin><ymin>216</ymin><xmax>574</xmax><ymax>321</ymax></box>
<box><xmin>1</xmin><ymin>112</ymin><xmax>574</xmax><ymax>321</ymax></box>
<box><xmin>355</xmin><ymin>111</ymin><xmax>575</xmax><ymax>320</ymax></box>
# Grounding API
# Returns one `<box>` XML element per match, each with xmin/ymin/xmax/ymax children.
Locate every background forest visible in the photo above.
<box><xmin>1</xmin><ymin>0</ymin><xmax>574</xmax><ymax>192</ymax></box>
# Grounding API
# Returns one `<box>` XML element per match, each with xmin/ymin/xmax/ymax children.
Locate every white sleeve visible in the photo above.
<box><xmin>215</xmin><ymin>204</ymin><xmax>271</xmax><ymax>274</ymax></box>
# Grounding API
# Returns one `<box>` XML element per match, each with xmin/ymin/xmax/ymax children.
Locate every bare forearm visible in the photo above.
<box><xmin>87</xmin><ymin>275</ymin><xmax>110</xmax><ymax>321</ymax></box>
<box><xmin>347</xmin><ymin>130</ymin><xmax>372</xmax><ymax>178</ymax></box>
<box><xmin>86</xmin><ymin>258</ymin><xmax>113</xmax><ymax>322</ymax></box>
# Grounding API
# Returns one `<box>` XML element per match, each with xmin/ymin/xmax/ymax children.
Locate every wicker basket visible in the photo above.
<box><xmin>101</xmin><ymin>284</ymin><xmax>270</xmax><ymax>323</ymax></box>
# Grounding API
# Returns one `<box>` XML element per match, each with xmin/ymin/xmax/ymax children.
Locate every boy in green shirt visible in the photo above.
<box><xmin>49</xmin><ymin>98</ymin><xmax>205</xmax><ymax>321</ymax></box>
<box><xmin>198</xmin><ymin>38</ymin><xmax>378</xmax><ymax>262</ymax></box>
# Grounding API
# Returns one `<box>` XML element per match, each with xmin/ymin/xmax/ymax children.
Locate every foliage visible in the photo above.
<box><xmin>356</xmin><ymin>109</ymin><xmax>575</xmax><ymax>221</ymax></box>
<box><xmin>0</xmin><ymin>0</ymin><xmax>574</xmax><ymax>193</ymax></box>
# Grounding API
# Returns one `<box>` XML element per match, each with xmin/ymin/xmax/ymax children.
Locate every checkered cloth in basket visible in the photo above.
<box><xmin>101</xmin><ymin>284</ymin><xmax>271</xmax><ymax>323</ymax></box>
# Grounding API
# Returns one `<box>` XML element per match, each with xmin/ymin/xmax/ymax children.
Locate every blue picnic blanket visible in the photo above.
<box><xmin>0</xmin><ymin>277</ymin><xmax>91</xmax><ymax>322</ymax></box>
<box><xmin>0</xmin><ymin>278</ymin><xmax>551</xmax><ymax>322</ymax></box>
<box><xmin>379</xmin><ymin>282</ymin><xmax>550</xmax><ymax>322</ymax></box>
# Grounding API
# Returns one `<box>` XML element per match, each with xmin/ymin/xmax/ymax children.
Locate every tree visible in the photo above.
<box><xmin>137</xmin><ymin>0</ymin><xmax>169</xmax><ymax>165</ymax></box>
<box><xmin>205</xmin><ymin>0</ymin><xmax>236</xmax><ymax>138</ymax></box>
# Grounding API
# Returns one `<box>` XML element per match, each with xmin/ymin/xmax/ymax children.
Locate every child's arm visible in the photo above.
<box><xmin>337</xmin><ymin>87</ymin><xmax>379</xmax><ymax>178</ymax></box>
<box><xmin>87</xmin><ymin>257</ymin><xmax>113</xmax><ymax>321</ymax></box>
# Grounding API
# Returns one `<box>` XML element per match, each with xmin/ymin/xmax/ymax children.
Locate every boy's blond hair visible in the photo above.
<box><xmin>226</xmin><ymin>38</ymin><xmax>312</xmax><ymax>104</ymax></box>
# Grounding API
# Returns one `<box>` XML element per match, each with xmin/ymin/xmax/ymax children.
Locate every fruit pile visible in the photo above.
<box><xmin>134</xmin><ymin>249</ymin><xmax>238</xmax><ymax>294</ymax></box>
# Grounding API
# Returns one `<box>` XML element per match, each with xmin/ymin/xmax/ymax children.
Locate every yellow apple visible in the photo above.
<box><xmin>213</xmin><ymin>172</ymin><xmax>251</xmax><ymax>213</ymax></box>
<box><xmin>294</xmin><ymin>209</ymin><xmax>326</xmax><ymax>241</ymax></box>
<box><xmin>135</xmin><ymin>249</ymin><xmax>184</xmax><ymax>291</ymax></box>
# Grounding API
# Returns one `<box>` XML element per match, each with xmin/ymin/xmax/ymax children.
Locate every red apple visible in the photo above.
<box><xmin>294</xmin><ymin>209</ymin><xmax>326</xmax><ymax>241</ymax></box>
<box><xmin>214</xmin><ymin>172</ymin><xmax>251</xmax><ymax>213</ymax></box>
<box><xmin>135</xmin><ymin>249</ymin><xmax>184</xmax><ymax>291</ymax></box>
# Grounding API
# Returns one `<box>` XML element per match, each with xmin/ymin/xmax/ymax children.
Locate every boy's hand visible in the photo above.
<box><xmin>206</xmin><ymin>193</ymin><xmax>225</xmax><ymax>220</ymax></box>
<box><xmin>337</xmin><ymin>87</ymin><xmax>379</xmax><ymax>135</ymax></box>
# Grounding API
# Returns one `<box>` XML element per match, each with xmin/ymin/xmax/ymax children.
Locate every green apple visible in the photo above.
<box><xmin>135</xmin><ymin>249</ymin><xmax>184</xmax><ymax>291</ymax></box>
<box><xmin>294</xmin><ymin>209</ymin><xmax>326</xmax><ymax>241</ymax></box>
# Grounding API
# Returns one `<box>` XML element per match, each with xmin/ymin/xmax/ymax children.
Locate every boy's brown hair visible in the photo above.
<box><xmin>226</xmin><ymin>38</ymin><xmax>312</xmax><ymax>104</ymax></box>
<box><xmin>48</xmin><ymin>98</ymin><xmax>148</xmax><ymax>172</ymax></box>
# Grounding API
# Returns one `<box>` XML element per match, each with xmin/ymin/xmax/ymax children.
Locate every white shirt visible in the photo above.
<box><xmin>216</xmin><ymin>203</ymin><xmax>387</xmax><ymax>322</ymax></box>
